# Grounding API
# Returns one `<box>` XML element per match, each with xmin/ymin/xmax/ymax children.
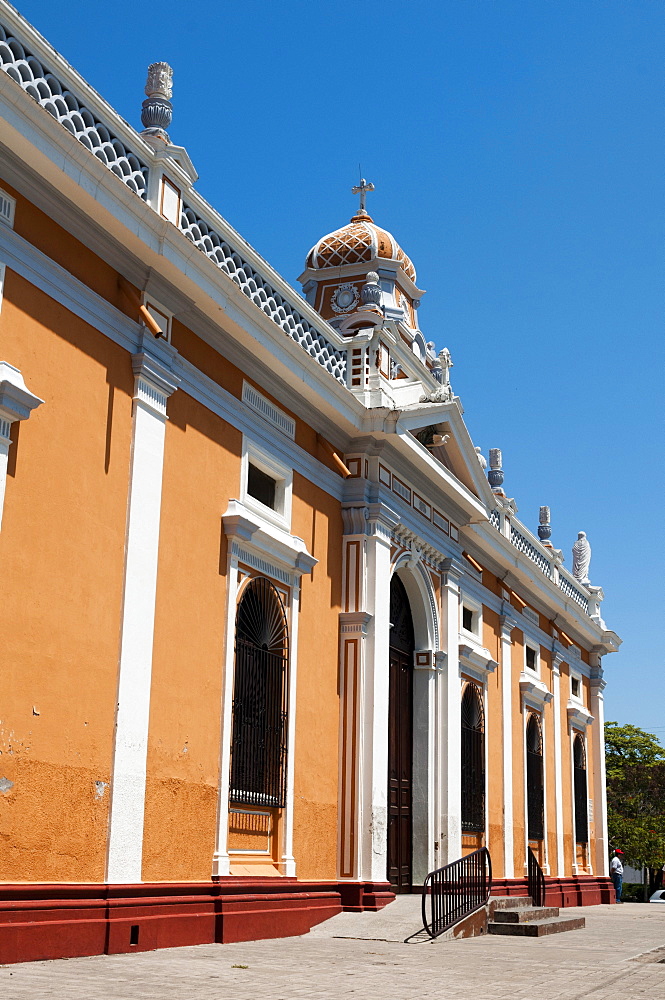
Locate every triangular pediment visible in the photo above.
<box><xmin>396</xmin><ymin>402</ymin><xmax>496</xmax><ymax>506</ymax></box>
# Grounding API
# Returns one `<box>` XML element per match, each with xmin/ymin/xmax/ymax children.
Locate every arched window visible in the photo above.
<box><xmin>573</xmin><ymin>734</ymin><xmax>588</xmax><ymax>844</ymax></box>
<box><xmin>526</xmin><ymin>713</ymin><xmax>544</xmax><ymax>841</ymax></box>
<box><xmin>461</xmin><ymin>683</ymin><xmax>485</xmax><ymax>832</ymax></box>
<box><xmin>230</xmin><ymin>577</ymin><xmax>289</xmax><ymax>807</ymax></box>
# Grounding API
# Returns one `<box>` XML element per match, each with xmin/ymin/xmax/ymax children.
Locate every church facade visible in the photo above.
<box><xmin>0</xmin><ymin>3</ymin><xmax>619</xmax><ymax>964</ymax></box>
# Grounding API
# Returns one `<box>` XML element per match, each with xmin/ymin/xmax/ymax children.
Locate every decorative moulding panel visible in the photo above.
<box><xmin>223</xmin><ymin>499</ymin><xmax>317</xmax><ymax>580</ymax></box>
<box><xmin>567</xmin><ymin>702</ymin><xmax>594</xmax><ymax>730</ymax></box>
<box><xmin>458</xmin><ymin>642</ymin><xmax>498</xmax><ymax>681</ymax></box>
<box><xmin>519</xmin><ymin>672</ymin><xmax>553</xmax><ymax>709</ymax></box>
<box><xmin>242</xmin><ymin>381</ymin><xmax>296</xmax><ymax>440</ymax></box>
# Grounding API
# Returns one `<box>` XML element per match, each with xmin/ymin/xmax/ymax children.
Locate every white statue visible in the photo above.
<box><xmin>572</xmin><ymin>531</ymin><xmax>591</xmax><ymax>585</ymax></box>
<box><xmin>474</xmin><ymin>446</ymin><xmax>487</xmax><ymax>470</ymax></box>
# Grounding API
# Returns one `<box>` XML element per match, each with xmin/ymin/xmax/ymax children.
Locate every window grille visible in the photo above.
<box><xmin>573</xmin><ymin>734</ymin><xmax>588</xmax><ymax>844</ymax></box>
<box><xmin>461</xmin><ymin>683</ymin><xmax>485</xmax><ymax>832</ymax></box>
<box><xmin>526</xmin><ymin>713</ymin><xmax>544</xmax><ymax>840</ymax></box>
<box><xmin>230</xmin><ymin>577</ymin><xmax>289</xmax><ymax>808</ymax></box>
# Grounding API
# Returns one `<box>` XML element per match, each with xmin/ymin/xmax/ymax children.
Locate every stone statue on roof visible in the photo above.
<box><xmin>572</xmin><ymin>531</ymin><xmax>591</xmax><ymax>585</ymax></box>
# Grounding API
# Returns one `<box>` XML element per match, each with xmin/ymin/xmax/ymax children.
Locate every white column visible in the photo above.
<box><xmin>499</xmin><ymin>608</ymin><xmax>517</xmax><ymax>878</ymax></box>
<box><xmin>438</xmin><ymin>557</ymin><xmax>464</xmax><ymax>864</ymax></box>
<box><xmin>590</xmin><ymin>658</ymin><xmax>608</xmax><ymax>876</ymax></box>
<box><xmin>0</xmin><ymin>361</ymin><xmax>43</xmax><ymax>529</ymax></box>
<box><xmin>106</xmin><ymin>333</ymin><xmax>179</xmax><ymax>883</ymax></box>
<box><xmin>551</xmin><ymin>648</ymin><xmax>565</xmax><ymax>876</ymax></box>
<box><xmin>357</xmin><ymin>501</ymin><xmax>400</xmax><ymax>882</ymax></box>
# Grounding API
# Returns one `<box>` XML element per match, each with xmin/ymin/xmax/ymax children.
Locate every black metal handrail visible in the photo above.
<box><xmin>422</xmin><ymin>847</ymin><xmax>492</xmax><ymax>939</ymax></box>
<box><xmin>527</xmin><ymin>847</ymin><xmax>546</xmax><ymax>907</ymax></box>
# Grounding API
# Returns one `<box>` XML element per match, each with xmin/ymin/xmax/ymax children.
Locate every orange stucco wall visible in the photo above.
<box><xmin>0</xmin><ymin>269</ymin><xmax>133</xmax><ymax>881</ymax></box>
<box><xmin>141</xmin><ymin>386</ymin><xmax>242</xmax><ymax>881</ymax></box>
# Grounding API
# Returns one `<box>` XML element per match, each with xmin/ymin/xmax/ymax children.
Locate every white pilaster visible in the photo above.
<box><xmin>106</xmin><ymin>332</ymin><xmax>179</xmax><ymax>883</ymax></box>
<box><xmin>551</xmin><ymin>647</ymin><xmax>566</xmax><ymax>876</ymax></box>
<box><xmin>281</xmin><ymin>575</ymin><xmax>302</xmax><ymax>877</ymax></box>
<box><xmin>439</xmin><ymin>557</ymin><xmax>465</xmax><ymax>864</ymax></box>
<box><xmin>0</xmin><ymin>361</ymin><xmax>43</xmax><ymax>529</ymax></box>
<box><xmin>499</xmin><ymin>608</ymin><xmax>517</xmax><ymax>878</ymax></box>
<box><xmin>357</xmin><ymin>501</ymin><xmax>400</xmax><ymax>882</ymax></box>
<box><xmin>412</xmin><ymin>648</ymin><xmax>439</xmax><ymax>884</ymax></box>
<box><xmin>212</xmin><ymin>551</ymin><xmax>242</xmax><ymax>878</ymax></box>
<box><xmin>590</xmin><ymin>657</ymin><xmax>608</xmax><ymax>876</ymax></box>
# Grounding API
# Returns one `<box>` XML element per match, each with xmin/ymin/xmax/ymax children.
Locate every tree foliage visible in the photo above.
<box><xmin>605</xmin><ymin>722</ymin><xmax>665</xmax><ymax>870</ymax></box>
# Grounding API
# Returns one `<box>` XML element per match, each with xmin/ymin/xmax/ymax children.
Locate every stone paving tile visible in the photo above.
<box><xmin>1</xmin><ymin>902</ymin><xmax>664</xmax><ymax>999</ymax></box>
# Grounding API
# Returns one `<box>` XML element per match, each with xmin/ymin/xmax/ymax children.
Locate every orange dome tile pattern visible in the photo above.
<box><xmin>306</xmin><ymin>214</ymin><xmax>416</xmax><ymax>283</ymax></box>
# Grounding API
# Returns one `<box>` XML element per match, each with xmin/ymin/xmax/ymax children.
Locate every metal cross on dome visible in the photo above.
<box><xmin>352</xmin><ymin>177</ymin><xmax>375</xmax><ymax>215</ymax></box>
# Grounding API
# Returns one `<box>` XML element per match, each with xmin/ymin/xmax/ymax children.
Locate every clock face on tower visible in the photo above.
<box><xmin>330</xmin><ymin>282</ymin><xmax>360</xmax><ymax>313</ymax></box>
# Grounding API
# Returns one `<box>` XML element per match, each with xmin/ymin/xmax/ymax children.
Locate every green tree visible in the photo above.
<box><xmin>605</xmin><ymin>722</ymin><xmax>665</xmax><ymax>870</ymax></box>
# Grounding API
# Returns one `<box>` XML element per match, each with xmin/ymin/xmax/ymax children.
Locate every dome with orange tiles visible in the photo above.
<box><xmin>305</xmin><ymin>211</ymin><xmax>417</xmax><ymax>284</ymax></box>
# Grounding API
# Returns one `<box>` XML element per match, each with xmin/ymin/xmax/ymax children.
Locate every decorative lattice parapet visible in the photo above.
<box><xmin>180</xmin><ymin>204</ymin><xmax>347</xmax><ymax>384</ymax></box>
<box><xmin>0</xmin><ymin>19</ymin><xmax>148</xmax><ymax>198</ymax></box>
<box><xmin>558</xmin><ymin>572</ymin><xmax>590</xmax><ymax>613</ymax></box>
<box><xmin>509</xmin><ymin>523</ymin><xmax>553</xmax><ymax>578</ymax></box>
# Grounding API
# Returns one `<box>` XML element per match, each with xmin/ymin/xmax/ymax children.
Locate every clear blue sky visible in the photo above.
<box><xmin>13</xmin><ymin>0</ymin><xmax>665</xmax><ymax>736</ymax></box>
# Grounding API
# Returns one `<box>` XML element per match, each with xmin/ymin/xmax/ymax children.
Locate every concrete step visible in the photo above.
<box><xmin>489</xmin><ymin>895</ymin><xmax>534</xmax><ymax>910</ymax></box>
<box><xmin>488</xmin><ymin>915</ymin><xmax>586</xmax><ymax>937</ymax></box>
<box><xmin>493</xmin><ymin>906</ymin><xmax>560</xmax><ymax>923</ymax></box>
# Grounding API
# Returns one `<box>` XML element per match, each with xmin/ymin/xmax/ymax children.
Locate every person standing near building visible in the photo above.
<box><xmin>610</xmin><ymin>849</ymin><xmax>624</xmax><ymax>903</ymax></box>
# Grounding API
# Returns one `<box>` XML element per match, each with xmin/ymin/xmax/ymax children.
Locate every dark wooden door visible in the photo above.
<box><xmin>387</xmin><ymin>575</ymin><xmax>414</xmax><ymax>892</ymax></box>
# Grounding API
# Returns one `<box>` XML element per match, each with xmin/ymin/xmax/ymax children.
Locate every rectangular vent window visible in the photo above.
<box><xmin>242</xmin><ymin>382</ymin><xmax>295</xmax><ymax>439</ymax></box>
<box><xmin>462</xmin><ymin>607</ymin><xmax>474</xmax><ymax>632</ymax></box>
<box><xmin>248</xmin><ymin>463</ymin><xmax>277</xmax><ymax>510</ymax></box>
<box><xmin>526</xmin><ymin>647</ymin><xmax>537</xmax><ymax>671</ymax></box>
<box><xmin>0</xmin><ymin>189</ymin><xmax>16</xmax><ymax>228</ymax></box>
<box><xmin>571</xmin><ymin>677</ymin><xmax>580</xmax><ymax>698</ymax></box>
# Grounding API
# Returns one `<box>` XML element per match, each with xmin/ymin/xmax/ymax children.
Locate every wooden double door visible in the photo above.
<box><xmin>387</xmin><ymin>575</ymin><xmax>414</xmax><ymax>892</ymax></box>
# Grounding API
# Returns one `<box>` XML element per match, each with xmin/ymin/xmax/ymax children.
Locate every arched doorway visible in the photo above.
<box><xmin>230</xmin><ymin>577</ymin><xmax>289</xmax><ymax>808</ymax></box>
<box><xmin>573</xmin><ymin>734</ymin><xmax>588</xmax><ymax>846</ymax></box>
<box><xmin>526</xmin><ymin>713</ymin><xmax>544</xmax><ymax>842</ymax></box>
<box><xmin>461</xmin><ymin>683</ymin><xmax>485</xmax><ymax>836</ymax></box>
<box><xmin>387</xmin><ymin>573</ymin><xmax>415</xmax><ymax>891</ymax></box>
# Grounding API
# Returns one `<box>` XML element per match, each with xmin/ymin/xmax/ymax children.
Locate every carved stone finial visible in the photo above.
<box><xmin>351</xmin><ymin>177</ymin><xmax>375</xmax><ymax>217</ymax></box>
<box><xmin>360</xmin><ymin>271</ymin><xmax>382</xmax><ymax>308</ymax></box>
<box><xmin>141</xmin><ymin>62</ymin><xmax>174</xmax><ymax>140</ymax></box>
<box><xmin>572</xmin><ymin>531</ymin><xmax>591</xmax><ymax>585</ymax></box>
<box><xmin>538</xmin><ymin>506</ymin><xmax>551</xmax><ymax>541</ymax></box>
<box><xmin>488</xmin><ymin>448</ymin><xmax>504</xmax><ymax>490</ymax></box>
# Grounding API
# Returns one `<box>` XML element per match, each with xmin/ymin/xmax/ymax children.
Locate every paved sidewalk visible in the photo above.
<box><xmin>1</xmin><ymin>900</ymin><xmax>664</xmax><ymax>999</ymax></box>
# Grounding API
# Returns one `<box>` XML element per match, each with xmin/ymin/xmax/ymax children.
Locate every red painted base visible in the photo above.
<box><xmin>490</xmin><ymin>875</ymin><xmax>615</xmax><ymax>907</ymax></box>
<box><xmin>0</xmin><ymin>879</ymin><xmax>394</xmax><ymax>966</ymax></box>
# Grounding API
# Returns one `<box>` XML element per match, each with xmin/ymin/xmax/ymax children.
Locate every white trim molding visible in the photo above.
<box><xmin>0</xmin><ymin>360</ymin><xmax>43</xmax><ymax>529</ymax></box>
<box><xmin>106</xmin><ymin>332</ymin><xmax>179</xmax><ymax>883</ymax></box>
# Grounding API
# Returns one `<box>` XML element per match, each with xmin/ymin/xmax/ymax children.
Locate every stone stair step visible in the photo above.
<box><xmin>488</xmin><ymin>916</ymin><xmax>586</xmax><ymax>937</ymax></box>
<box><xmin>489</xmin><ymin>896</ymin><xmax>534</xmax><ymax>910</ymax></box>
<box><xmin>493</xmin><ymin>906</ymin><xmax>560</xmax><ymax>923</ymax></box>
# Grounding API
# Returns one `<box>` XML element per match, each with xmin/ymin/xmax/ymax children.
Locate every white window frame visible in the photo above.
<box><xmin>569</xmin><ymin>669</ymin><xmax>583</xmax><ymax>704</ymax></box>
<box><xmin>460</xmin><ymin>593</ymin><xmax>483</xmax><ymax>641</ymax></box>
<box><xmin>524</xmin><ymin>640</ymin><xmax>540</xmax><ymax>676</ymax></box>
<box><xmin>241</xmin><ymin>437</ymin><xmax>293</xmax><ymax>531</ymax></box>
